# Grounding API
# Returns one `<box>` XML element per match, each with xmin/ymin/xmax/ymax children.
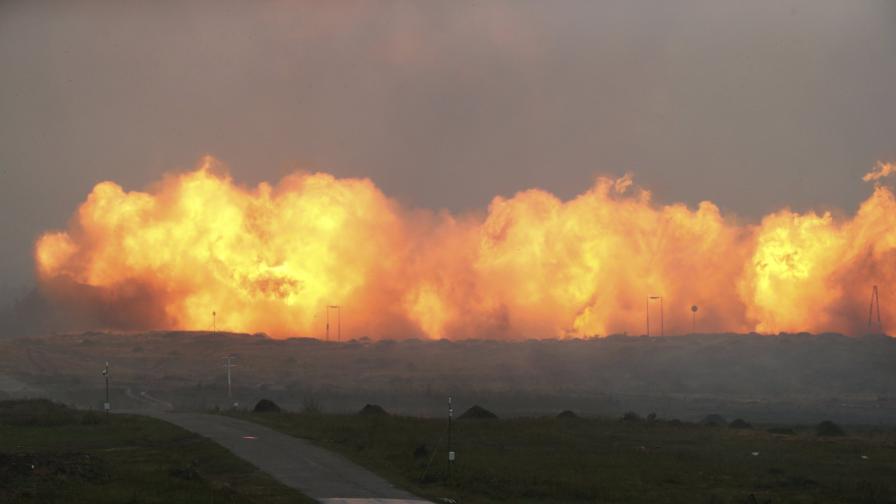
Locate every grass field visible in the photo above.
<box><xmin>0</xmin><ymin>399</ymin><xmax>313</xmax><ymax>504</ymax></box>
<box><xmin>232</xmin><ymin>409</ymin><xmax>896</xmax><ymax>504</ymax></box>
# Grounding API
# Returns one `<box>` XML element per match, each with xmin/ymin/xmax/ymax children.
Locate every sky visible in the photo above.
<box><xmin>1</xmin><ymin>0</ymin><xmax>895</xmax><ymax>308</ymax></box>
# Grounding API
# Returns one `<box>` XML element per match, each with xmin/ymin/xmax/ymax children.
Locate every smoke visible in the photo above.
<box><xmin>863</xmin><ymin>162</ymin><xmax>896</xmax><ymax>183</ymax></box>
<box><xmin>31</xmin><ymin>157</ymin><xmax>896</xmax><ymax>339</ymax></box>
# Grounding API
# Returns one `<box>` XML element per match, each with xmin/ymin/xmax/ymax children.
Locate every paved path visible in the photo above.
<box><xmin>135</xmin><ymin>411</ymin><xmax>430</xmax><ymax>504</ymax></box>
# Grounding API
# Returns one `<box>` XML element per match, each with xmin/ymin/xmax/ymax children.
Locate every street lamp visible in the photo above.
<box><xmin>326</xmin><ymin>305</ymin><xmax>341</xmax><ymax>341</ymax></box>
<box><xmin>223</xmin><ymin>355</ymin><xmax>237</xmax><ymax>401</ymax></box>
<box><xmin>102</xmin><ymin>362</ymin><xmax>110</xmax><ymax>413</ymax></box>
<box><xmin>691</xmin><ymin>305</ymin><xmax>699</xmax><ymax>334</ymax></box>
<box><xmin>448</xmin><ymin>396</ymin><xmax>455</xmax><ymax>483</ymax></box>
<box><xmin>869</xmin><ymin>285</ymin><xmax>882</xmax><ymax>334</ymax></box>
<box><xmin>647</xmin><ymin>296</ymin><xmax>663</xmax><ymax>336</ymax></box>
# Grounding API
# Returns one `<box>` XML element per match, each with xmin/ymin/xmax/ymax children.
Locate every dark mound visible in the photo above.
<box><xmin>701</xmin><ymin>414</ymin><xmax>727</xmax><ymax>426</ymax></box>
<box><xmin>358</xmin><ymin>404</ymin><xmax>389</xmax><ymax>416</ymax></box>
<box><xmin>816</xmin><ymin>420</ymin><xmax>845</xmax><ymax>437</ymax></box>
<box><xmin>621</xmin><ymin>411</ymin><xmax>642</xmax><ymax>422</ymax></box>
<box><xmin>729</xmin><ymin>418</ymin><xmax>752</xmax><ymax>429</ymax></box>
<box><xmin>458</xmin><ymin>405</ymin><xmax>498</xmax><ymax>420</ymax></box>
<box><xmin>413</xmin><ymin>444</ymin><xmax>429</xmax><ymax>460</ymax></box>
<box><xmin>557</xmin><ymin>410</ymin><xmax>579</xmax><ymax>419</ymax></box>
<box><xmin>252</xmin><ymin>399</ymin><xmax>282</xmax><ymax>413</ymax></box>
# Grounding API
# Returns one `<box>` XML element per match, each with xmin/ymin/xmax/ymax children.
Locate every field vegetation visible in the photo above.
<box><xmin>233</xmin><ymin>408</ymin><xmax>896</xmax><ymax>504</ymax></box>
<box><xmin>4</xmin><ymin>332</ymin><xmax>896</xmax><ymax>425</ymax></box>
<box><xmin>0</xmin><ymin>399</ymin><xmax>312</xmax><ymax>503</ymax></box>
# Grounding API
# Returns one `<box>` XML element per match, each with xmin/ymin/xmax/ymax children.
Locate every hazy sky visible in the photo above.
<box><xmin>1</xmin><ymin>1</ymin><xmax>895</xmax><ymax>306</ymax></box>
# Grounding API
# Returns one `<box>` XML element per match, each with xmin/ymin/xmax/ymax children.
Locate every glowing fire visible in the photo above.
<box><xmin>35</xmin><ymin>156</ymin><xmax>896</xmax><ymax>339</ymax></box>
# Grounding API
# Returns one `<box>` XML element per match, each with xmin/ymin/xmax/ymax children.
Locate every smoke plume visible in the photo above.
<box><xmin>33</xmin><ymin>157</ymin><xmax>896</xmax><ymax>339</ymax></box>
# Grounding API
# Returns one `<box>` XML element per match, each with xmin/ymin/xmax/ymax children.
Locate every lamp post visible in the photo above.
<box><xmin>447</xmin><ymin>396</ymin><xmax>454</xmax><ymax>483</ymax></box>
<box><xmin>691</xmin><ymin>305</ymin><xmax>698</xmax><ymax>334</ymax></box>
<box><xmin>223</xmin><ymin>355</ymin><xmax>236</xmax><ymax>401</ymax></box>
<box><xmin>647</xmin><ymin>296</ymin><xmax>663</xmax><ymax>336</ymax></box>
<box><xmin>869</xmin><ymin>286</ymin><xmax>882</xmax><ymax>334</ymax></box>
<box><xmin>102</xmin><ymin>362</ymin><xmax>110</xmax><ymax>413</ymax></box>
<box><xmin>326</xmin><ymin>305</ymin><xmax>341</xmax><ymax>341</ymax></box>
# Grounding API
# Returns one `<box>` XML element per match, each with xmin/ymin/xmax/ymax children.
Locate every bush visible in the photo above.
<box><xmin>458</xmin><ymin>405</ymin><xmax>498</xmax><ymax>420</ymax></box>
<box><xmin>729</xmin><ymin>418</ymin><xmax>752</xmax><ymax>429</ymax></box>
<box><xmin>701</xmin><ymin>414</ymin><xmax>727</xmax><ymax>427</ymax></box>
<box><xmin>816</xmin><ymin>420</ymin><xmax>845</xmax><ymax>437</ymax></box>
<box><xmin>81</xmin><ymin>410</ymin><xmax>103</xmax><ymax>425</ymax></box>
<box><xmin>557</xmin><ymin>410</ymin><xmax>579</xmax><ymax>419</ymax></box>
<box><xmin>413</xmin><ymin>444</ymin><xmax>429</xmax><ymax>461</ymax></box>
<box><xmin>621</xmin><ymin>411</ymin><xmax>642</xmax><ymax>422</ymax></box>
<box><xmin>358</xmin><ymin>404</ymin><xmax>389</xmax><ymax>416</ymax></box>
<box><xmin>302</xmin><ymin>394</ymin><xmax>321</xmax><ymax>415</ymax></box>
<box><xmin>252</xmin><ymin>399</ymin><xmax>282</xmax><ymax>413</ymax></box>
<box><xmin>169</xmin><ymin>460</ymin><xmax>202</xmax><ymax>481</ymax></box>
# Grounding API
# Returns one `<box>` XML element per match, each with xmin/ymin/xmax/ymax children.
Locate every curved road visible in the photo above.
<box><xmin>134</xmin><ymin>410</ymin><xmax>430</xmax><ymax>504</ymax></box>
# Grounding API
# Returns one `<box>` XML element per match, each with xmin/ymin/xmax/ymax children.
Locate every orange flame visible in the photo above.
<box><xmin>35</xmin><ymin>157</ymin><xmax>896</xmax><ymax>339</ymax></box>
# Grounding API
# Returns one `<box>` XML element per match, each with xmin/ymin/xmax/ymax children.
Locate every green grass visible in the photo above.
<box><xmin>232</xmin><ymin>410</ymin><xmax>896</xmax><ymax>504</ymax></box>
<box><xmin>0</xmin><ymin>399</ymin><xmax>313</xmax><ymax>504</ymax></box>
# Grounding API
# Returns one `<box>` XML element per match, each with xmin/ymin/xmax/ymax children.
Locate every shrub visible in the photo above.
<box><xmin>621</xmin><ymin>411</ymin><xmax>642</xmax><ymax>422</ymax></box>
<box><xmin>413</xmin><ymin>444</ymin><xmax>429</xmax><ymax>460</ymax></box>
<box><xmin>557</xmin><ymin>410</ymin><xmax>579</xmax><ymax>419</ymax></box>
<box><xmin>729</xmin><ymin>418</ymin><xmax>752</xmax><ymax>429</ymax></box>
<box><xmin>302</xmin><ymin>395</ymin><xmax>321</xmax><ymax>414</ymax></box>
<box><xmin>358</xmin><ymin>404</ymin><xmax>389</xmax><ymax>416</ymax></box>
<box><xmin>252</xmin><ymin>399</ymin><xmax>282</xmax><ymax>413</ymax></box>
<box><xmin>816</xmin><ymin>420</ymin><xmax>845</xmax><ymax>437</ymax></box>
<box><xmin>458</xmin><ymin>405</ymin><xmax>498</xmax><ymax>420</ymax></box>
<box><xmin>701</xmin><ymin>414</ymin><xmax>727</xmax><ymax>426</ymax></box>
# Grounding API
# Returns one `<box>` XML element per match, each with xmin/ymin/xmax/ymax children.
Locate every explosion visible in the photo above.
<box><xmin>34</xmin><ymin>157</ymin><xmax>896</xmax><ymax>339</ymax></box>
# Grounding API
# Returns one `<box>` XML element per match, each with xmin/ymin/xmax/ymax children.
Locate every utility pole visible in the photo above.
<box><xmin>691</xmin><ymin>305</ymin><xmax>698</xmax><ymax>334</ymax></box>
<box><xmin>102</xmin><ymin>362</ymin><xmax>110</xmax><ymax>413</ymax></box>
<box><xmin>647</xmin><ymin>296</ymin><xmax>663</xmax><ymax>336</ymax></box>
<box><xmin>645</xmin><ymin>297</ymin><xmax>649</xmax><ymax>337</ymax></box>
<box><xmin>447</xmin><ymin>396</ymin><xmax>454</xmax><ymax>483</ymax></box>
<box><xmin>326</xmin><ymin>305</ymin><xmax>341</xmax><ymax>341</ymax></box>
<box><xmin>213</xmin><ymin>310</ymin><xmax>216</xmax><ymax>334</ymax></box>
<box><xmin>869</xmin><ymin>285</ymin><xmax>882</xmax><ymax>334</ymax></box>
<box><xmin>223</xmin><ymin>355</ymin><xmax>237</xmax><ymax>401</ymax></box>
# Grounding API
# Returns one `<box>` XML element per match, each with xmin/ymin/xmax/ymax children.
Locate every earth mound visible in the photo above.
<box><xmin>729</xmin><ymin>418</ymin><xmax>752</xmax><ymax>429</ymax></box>
<box><xmin>816</xmin><ymin>420</ymin><xmax>845</xmax><ymax>437</ymax></box>
<box><xmin>557</xmin><ymin>410</ymin><xmax>579</xmax><ymax>419</ymax></box>
<box><xmin>358</xmin><ymin>404</ymin><xmax>389</xmax><ymax>416</ymax></box>
<box><xmin>458</xmin><ymin>405</ymin><xmax>498</xmax><ymax>420</ymax></box>
<box><xmin>701</xmin><ymin>414</ymin><xmax>727</xmax><ymax>426</ymax></box>
<box><xmin>252</xmin><ymin>399</ymin><xmax>282</xmax><ymax>413</ymax></box>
